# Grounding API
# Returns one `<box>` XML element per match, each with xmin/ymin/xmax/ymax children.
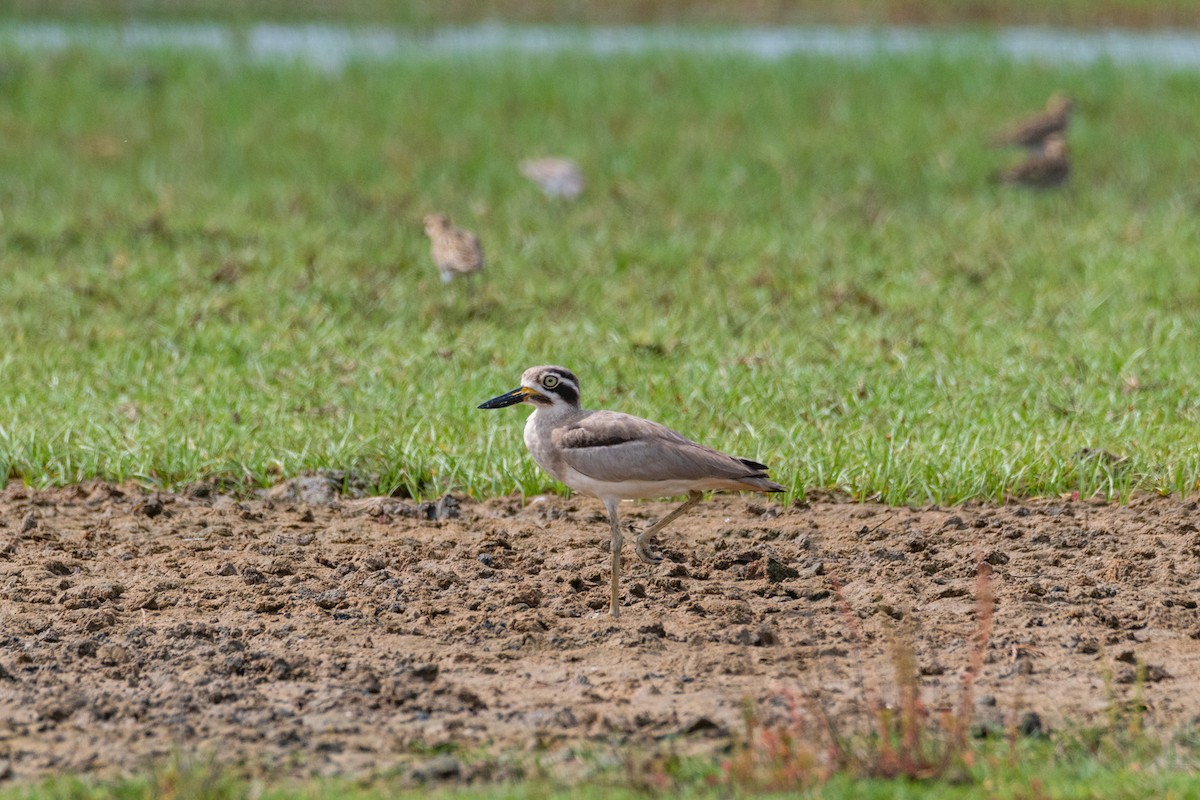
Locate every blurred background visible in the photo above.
<box><xmin>1</xmin><ymin>1</ymin><xmax>1198</xmax><ymax>502</ymax></box>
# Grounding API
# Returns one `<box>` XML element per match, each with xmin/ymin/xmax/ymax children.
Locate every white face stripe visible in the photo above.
<box><xmin>521</xmin><ymin>366</ymin><xmax>581</xmax><ymax>406</ymax></box>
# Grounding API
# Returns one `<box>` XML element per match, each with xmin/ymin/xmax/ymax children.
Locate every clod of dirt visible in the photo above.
<box><xmin>315</xmin><ymin>589</ymin><xmax>347</xmax><ymax>609</ymax></box>
<box><xmin>1117</xmin><ymin>664</ymin><xmax>1172</xmax><ymax>684</ymax></box>
<box><xmin>729</xmin><ymin>626</ymin><xmax>778</xmax><ymax>647</ymax></box>
<box><xmin>241</xmin><ymin>567</ymin><xmax>267</xmax><ymax>585</ymax></box>
<box><xmin>678</xmin><ymin>716</ymin><xmax>727</xmax><ymax>737</ymax></box>
<box><xmin>765</xmin><ymin>556</ymin><xmax>799</xmax><ymax>583</ymax></box>
<box><xmin>410</xmin><ymin>663</ymin><xmax>439</xmax><ymax>682</ymax></box>
<box><xmin>61</xmin><ymin>581</ymin><xmax>125</xmax><ymax>608</ymax></box>
<box><xmin>137</xmin><ymin>497</ymin><xmax>164</xmax><ymax>518</ymax></box>
<box><xmin>638</xmin><ymin>622</ymin><xmax>667</xmax><ymax>638</ymax></box>
<box><xmin>510</xmin><ymin>588</ymin><xmax>542</xmax><ymax>608</ymax></box>
<box><xmin>419</xmin><ymin>495</ymin><xmax>461</xmax><ymax>521</ymax></box>
<box><xmin>1018</xmin><ymin>712</ymin><xmax>1047</xmax><ymax>738</ymax></box>
<box><xmin>265</xmin><ymin>475</ymin><xmax>341</xmax><ymax>505</ymax></box>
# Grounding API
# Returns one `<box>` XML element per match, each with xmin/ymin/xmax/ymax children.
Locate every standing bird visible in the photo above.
<box><xmin>478</xmin><ymin>366</ymin><xmax>785</xmax><ymax>617</ymax></box>
<box><xmin>519</xmin><ymin>157</ymin><xmax>585</xmax><ymax>200</ymax></box>
<box><xmin>990</xmin><ymin>91</ymin><xmax>1074</xmax><ymax>152</ymax></box>
<box><xmin>998</xmin><ymin>134</ymin><xmax>1070</xmax><ymax>189</ymax></box>
<box><xmin>423</xmin><ymin>213</ymin><xmax>484</xmax><ymax>285</ymax></box>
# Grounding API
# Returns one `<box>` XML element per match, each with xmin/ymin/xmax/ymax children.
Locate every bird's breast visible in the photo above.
<box><xmin>523</xmin><ymin>412</ymin><xmax>567</xmax><ymax>482</ymax></box>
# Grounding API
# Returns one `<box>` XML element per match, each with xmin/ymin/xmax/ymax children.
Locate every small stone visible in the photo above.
<box><xmin>765</xmin><ymin>556</ymin><xmax>799</xmax><ymax>583</ymax></box>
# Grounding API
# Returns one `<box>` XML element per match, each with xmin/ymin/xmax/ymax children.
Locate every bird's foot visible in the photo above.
<box><xmin>635</xmin><ymin>533</ymin><xmax>664</xmax><ymax>564</ymax></box>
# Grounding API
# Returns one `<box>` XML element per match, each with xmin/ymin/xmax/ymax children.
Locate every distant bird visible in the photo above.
<box><xmin>991</xmin><ymin>92</ymin><xmax>1074</xmax><ymax>151</ymax></box>
<box><xmin>519</xmin><ymin>157</ymin><xmax>585</xmax><ymax>199</ymax></box>
<box><xmin>423</xmin><ymin>214</ymin><xmax>484</xmax><ymax>284</ymax></box>
<box><xmin>478</xmin><ymin>365</ymin><xmax>785</xmax><ymax>617</ymax></box>
<box><xmin>998</xmin><ymin>134</ymin><xmax>1070</xmax><ymax>189</ymax></box>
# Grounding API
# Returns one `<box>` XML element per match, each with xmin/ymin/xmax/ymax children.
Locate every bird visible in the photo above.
<box><xmin>478</xmin><ymin>365</ymin><xmax>785</xmax><ymax>617</ymax></box>
<box><xmin>422</xmin><ymin>213</ymin><xmax>484</xmax><ymax>284</ymax></box>
<box><xmin>990</xmin><ymin>91</ymin><xmax>1074</xmax><ymax>151</ymax></box>
<box><xmin>519</xmin><ymin>157</ymin><xmax>584</xmax><ymax>199</ymax></box>
<box><xmin>998</xmin><ymin>133</ymin><xmax>1070</xmax><ymax>189</ymax></box>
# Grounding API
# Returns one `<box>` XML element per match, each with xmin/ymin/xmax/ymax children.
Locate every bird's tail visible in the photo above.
<box><xmin>736</xmin><ymin>458</ymin><xmax>786</xmax><ymax>493</ymax></box>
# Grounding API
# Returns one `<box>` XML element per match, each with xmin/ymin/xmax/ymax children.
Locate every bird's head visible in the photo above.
<box><xmin>478</xmin><ymin>365</ymin><xmax>581</xmax><ymax>410</ymax></box>
<box><xmin>423</xmin><ymin>213</ymin><xmax>451</xmax><ymax>236</ymax></box>
<box><xmin>1047</xmin><ymin>92</ymin><xmax>1074</xmax><ymax>116</ymax></box>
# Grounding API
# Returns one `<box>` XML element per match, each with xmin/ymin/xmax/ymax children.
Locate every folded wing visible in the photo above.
<box><xmin>553</xmin><ymin>410</ymin><xmax>777</xmax><ymax>487</ymax></box>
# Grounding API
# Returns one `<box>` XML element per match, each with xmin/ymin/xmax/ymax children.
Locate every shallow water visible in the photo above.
<box><xmin>2</xmin><ymin>21</ymin><xmax>1199</xmax><ymax>70</ymax></box>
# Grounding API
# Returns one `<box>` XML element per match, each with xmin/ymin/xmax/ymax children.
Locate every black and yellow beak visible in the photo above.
<box><xmin>478</xmin><ymin>385</ymin><xmax>542</xmax><ymax>409</ymax></box>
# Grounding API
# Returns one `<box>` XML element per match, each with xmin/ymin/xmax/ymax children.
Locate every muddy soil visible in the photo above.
<box><xmin>1</xmin><ymin>480</ymin><xmax>1199</xmax><ymax>782</ymax></box>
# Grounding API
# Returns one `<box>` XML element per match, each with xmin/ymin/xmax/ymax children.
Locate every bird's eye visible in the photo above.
<box><xmin>542</xmin><ymin>375</ymin><xmax>560</xmax><ymax>389</ymax></box>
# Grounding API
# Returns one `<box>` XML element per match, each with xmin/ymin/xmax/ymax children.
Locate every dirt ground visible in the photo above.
<box><xmin>1</xmin><ymin>478</ymin><xmax>1199</xmax><ymax>783</ymax></box>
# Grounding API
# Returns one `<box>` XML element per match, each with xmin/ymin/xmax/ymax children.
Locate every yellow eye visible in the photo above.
<box><xmin>543</xmin><ymin>375</ymin><xmax>560</xmax><ymax>389</ymax></box>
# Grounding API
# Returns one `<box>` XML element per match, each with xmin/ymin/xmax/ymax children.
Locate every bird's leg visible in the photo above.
<box><xmin>635</xmin><ymin>490</ymin><xmax>703</xmax><ymax>564</ymax></box>
<box><xmin>604</xmin><ymin>498</ymin><xmax>623</xmax><ymax>617</ymax></box>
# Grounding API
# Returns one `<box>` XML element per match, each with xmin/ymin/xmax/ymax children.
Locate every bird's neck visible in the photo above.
<box><xmin>529</xmin><ymin>401</ymin><xmax>582</xmax><ymax>426</ymax></box>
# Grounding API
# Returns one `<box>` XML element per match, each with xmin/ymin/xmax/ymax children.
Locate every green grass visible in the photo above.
<box><xmin>4</xmin><ymin>737</ymin><xmax>1200</xmax><ymax>799</ymax></box>
<box><xmin>2</xmin><ymin>44</ymin><xmax>1200</xmax><ymax>503</ymax></box>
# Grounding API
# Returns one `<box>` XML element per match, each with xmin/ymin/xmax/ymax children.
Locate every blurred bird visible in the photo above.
<box><xmin>478</xmin><ymin>365</ymin><xmax>785</xmax><ymax>617</ymax></box>
<box><xmin>519</xmin><ymin>157</ymin><xmax>584</xmax><ymax>199</ymax></box>
<box><xmin>991</xmin><ymin>91</ymin><xmax>1074</xmax><ymax>151</ymax></box>
<box><xmin>998</xmin><ymin>134</ymin><xmax>1070</xmax><ymax>189</ymax></box>
<box><xmin>423</xmin><ymin>214</ymin><xmax>484</xmax><ymax>284</ymax></box>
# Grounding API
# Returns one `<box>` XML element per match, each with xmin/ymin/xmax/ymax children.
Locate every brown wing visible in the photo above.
<box><xmin>553</xmin><ymin>411</ymin><xmax>768</xmax><ymax>485</ymax></box>
<box><xmin>993</xmin><ymin>112</ymin><xmax>1067</xmax><ymax>149</ymax></box>
<box><xmin>1001</xmin><ymin>153</ymin><xmax>1070</xmax><ymax>188</ymax></box>
<box><xmin>453</xmin><ymin>230</ymin><xmax>484</xmax><ymax>271</ymax></box>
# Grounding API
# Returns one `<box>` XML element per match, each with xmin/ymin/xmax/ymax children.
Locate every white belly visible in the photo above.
<box><xmin>558</xmin><ymin>466</ymin><xmax>731</xmax><ymax>501</ymax></box>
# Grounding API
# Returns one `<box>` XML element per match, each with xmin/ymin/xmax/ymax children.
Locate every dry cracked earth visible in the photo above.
<box><xmin>1</xmin><ymin>478</ymin><xmax>1199</xmax><ymax>783</ymax></box>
